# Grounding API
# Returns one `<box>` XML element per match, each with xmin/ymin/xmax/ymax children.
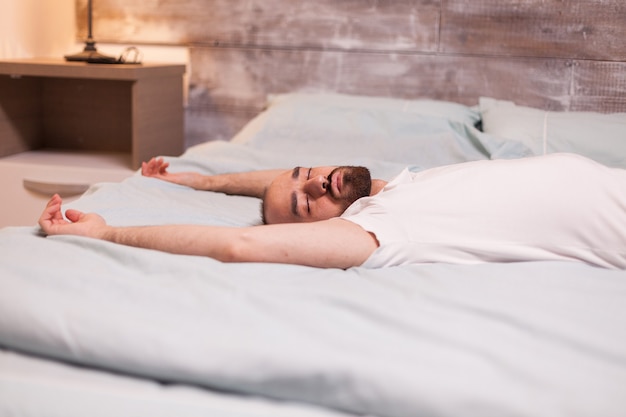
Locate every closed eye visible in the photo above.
<box><xmin>306</xmin><ymin>168</ymin><xmax>312</xmax><ymax>214</ymax></box>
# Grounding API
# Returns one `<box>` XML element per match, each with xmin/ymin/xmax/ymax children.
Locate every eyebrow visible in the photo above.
<box><xmin>291</xmin><ymin>167</ymin><xmax>301</xmax><ymax>217</ymax></box>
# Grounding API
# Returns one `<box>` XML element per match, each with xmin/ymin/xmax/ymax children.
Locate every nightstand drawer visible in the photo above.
<box><xmin>0</xmin><ymin>151</ymin><xmax>134</xmax><ymax>227</ymax></box>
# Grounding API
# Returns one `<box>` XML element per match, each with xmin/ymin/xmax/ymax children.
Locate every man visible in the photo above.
<box><xmin>39</xmin><ymin>154</ymin><xmax>626</xmax><ymax>270</ymax></box>
<box><xmin>40</xmin><ymin>157</ymin><xmax>384</xmax><ymax>269</ymax></box>
<box><xmin>140</xmin><ymin>157</ymin><xmax>386</xmax><ymax>224</ymax></box>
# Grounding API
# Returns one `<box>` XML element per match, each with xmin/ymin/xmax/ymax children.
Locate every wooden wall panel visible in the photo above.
<box><xmin>186</xmin><ymin>108</ymin><xmax>256</xmax><ymax>146</ymax></box>
<box><xmin>441</xmin><ymin>0</ymin><xmax>626</xmax><ymax>61</ymax></box>
<box><xmin>570</xmin><ymin>61</ymin><xmax>626</xmax><ymax>112</ymax></box>
<box><xmin>82</xmin><ymin>0</ymin><xmax>625</xmax><ymax>60</ymax></box>
<box><xmin>190</xmin><ymin>47</ymin><xmax>573</xmax><ymax>108</ymax></box>
<box><xmin>81</xmin><ymin>0</ymin><xmax>441</xmax><ymax>52</ymax></box>
<box><xmin>75</xmin><ymin>0</ymin><xmax>626</xmax><ymax>147</ymax></box>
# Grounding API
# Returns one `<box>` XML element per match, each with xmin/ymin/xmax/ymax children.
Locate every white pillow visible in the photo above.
<box><xmin>479</xmin><ymin>97</ymin><xmax>626</xmax><ymax>168</ymax></box>
<box><xmin>266</xmin><ymin>92</ymin><xmax>481</xmax><ymax>126</ymax></box>
<box><xmin>230</xmin><ymin>92</ymin><xmax>490</xmax><ymax>168</ymax></box>
<box><xmin>233</xmin><ymin>92</ymin><xmax>481</xmax><ymax>143</ymax></box>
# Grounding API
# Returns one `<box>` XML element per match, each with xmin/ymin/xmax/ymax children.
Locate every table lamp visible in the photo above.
<box><xmin>65</xmin><ymin>0</ymin><xmax>114</xmax><ymax>62</ymax></box>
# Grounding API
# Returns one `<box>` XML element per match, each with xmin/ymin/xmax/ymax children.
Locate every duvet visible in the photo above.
<box><xmin>1</xmin><ymin>93</ymin><xmax>625</xmax><ymax>417</ymax></box>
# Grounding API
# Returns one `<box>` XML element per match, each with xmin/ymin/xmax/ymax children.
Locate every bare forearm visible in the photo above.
<box><xmin>143</xmin><ymin>157</ymin><xmax>284</xmax><ymax>199</ymax></box>
<box><xmin>39</xmin><ymin>195</ymin><xmax>376</xmax><ymax>268</ymax></box>
<box><xmin>195</xmin><ymin>170</ymin><xmax>285</xmax><ymax>198</ymax></box>
<box><xmin>98</xmin><ymin>219</ymin><xmax>377</xmax><ymax>268</ymax></box>
<box><xmin>102</xmin><ymin>224</ymin><xmax>236</xmax><ymax>259</ymax></box>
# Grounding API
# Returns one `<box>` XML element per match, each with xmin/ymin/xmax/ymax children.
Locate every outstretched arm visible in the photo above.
<box><xmin>141</xmin><ymin>157</ymin><xmax>284</xmax><ymax>198</ymax></box>
<box><xmin>39</xmin><ymin>195</ymin><xmax>378</xmax><ymax>269</ymax></box>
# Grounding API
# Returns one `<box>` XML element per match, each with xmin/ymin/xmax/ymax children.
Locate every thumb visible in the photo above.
<box><xmin>65</xmin><ymin>209</ymin><xmax>85</xmax><ymax>223</ymax></box>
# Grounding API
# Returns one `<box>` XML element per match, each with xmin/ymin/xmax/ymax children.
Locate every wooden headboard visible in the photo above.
<box><xmin>78</xmin><ymin>0</ymin><xmax>626</xmax><ymax>146</ymax></box>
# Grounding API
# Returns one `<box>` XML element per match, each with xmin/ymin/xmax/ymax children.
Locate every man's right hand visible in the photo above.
<box><xmin>39</xmin><ymin>194</ymin><xmax>108</xmax><ymax>239</ymax></box>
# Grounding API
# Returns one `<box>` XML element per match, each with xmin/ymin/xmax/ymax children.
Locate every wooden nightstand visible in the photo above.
<box><xmin>0</xmin><ymin>58</ymin><xmax>186</xmax><ymax>227</ymax></box>
<box><xmin>0</xmin><ymin>58</ymin><xmax>186</xmax><ymax>168</ymax></box>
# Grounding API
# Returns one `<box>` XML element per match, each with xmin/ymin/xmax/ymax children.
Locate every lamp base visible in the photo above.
<box><xmin>65</xmin><ymin>40</ymin><xmax>115</xmax><ymax>62</ymax></box>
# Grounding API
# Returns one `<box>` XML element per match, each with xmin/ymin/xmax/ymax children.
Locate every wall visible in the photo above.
<box><xmin>0</xmin><ymin>0</ymin><xmax>76</xmax><ymax>59</ymax></box>
<box><xmin>70</xmin><ymin>0</ymin><xmax>626</xmax><ymax>146</ymax></box>
<box><xmin>0</xmin><ymin>0</ymin><xmax>185</xmax><ymax>73</ymax></box>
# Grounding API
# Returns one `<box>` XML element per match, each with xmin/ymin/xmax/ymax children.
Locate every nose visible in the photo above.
<box><xmin>303</xmin><ymin>175</ymin><xmax>329</xmax><ymax>198</ymax></box>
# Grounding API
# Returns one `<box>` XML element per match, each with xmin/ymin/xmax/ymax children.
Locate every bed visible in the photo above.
<box><xmin>1</xmin><ymin>92</ymin><xmax>625</xmax><ymax>417</ymax></box>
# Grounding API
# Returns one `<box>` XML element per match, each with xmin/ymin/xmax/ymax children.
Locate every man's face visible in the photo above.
<box><xmin>263</xmin><ymin>166</ymin><xmax>371</xmax><ymax>224</ymax></box>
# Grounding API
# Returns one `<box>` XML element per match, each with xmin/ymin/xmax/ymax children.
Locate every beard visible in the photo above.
<box><xmin>329</xmin><ymin>166</ymin><xmax>372</xmax><ymax>207</ymax></box>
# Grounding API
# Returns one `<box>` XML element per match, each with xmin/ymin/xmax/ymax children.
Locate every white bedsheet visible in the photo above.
<box><xmin>1</xmin><ymin>221</ymin><xmax>625</xmax><ymax>417</ymax></box>
<box><xmin>1</xmin><ymin>94</ymin><xmax>625</xmax><ymax>417</ymax></box>
<box><xmin>0</xmin><ymin>349</ymin><xmax>358</xmax><ymax>417</ymax></box>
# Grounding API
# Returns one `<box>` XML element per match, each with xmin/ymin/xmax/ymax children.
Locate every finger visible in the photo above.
<box><xmin>142</xmin><ymin>159</ymin><xmax>159</xmax><ymax>175</ymax></box>
<box><xmin>46</xmin><ymin>197</ymin><xmax>62</xmax><ymax>219</ymax></box>
<box><xmin>39</xmin><ymin>195</ymin><xmax>63</xmax><ymax>230</ymax></box>
<box><xmin>46</xmin><ymin>193</ymin><xmax>61</xmax><ymax>208</ymax></box>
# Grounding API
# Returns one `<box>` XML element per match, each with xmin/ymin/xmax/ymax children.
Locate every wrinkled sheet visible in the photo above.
<box><xmin>1</xmin><ymin>96</ymin><xmax>625</xmax><ymax>417</ymax></box>
<box><xmin>1</xmin><ymin>219</ymin><xmax>625</xmax><ymax>417</ymax></box>
<box><xmin>0</xmin><ymin>348</ymin><xmax>361</xmax><ymax>417</ymax></box>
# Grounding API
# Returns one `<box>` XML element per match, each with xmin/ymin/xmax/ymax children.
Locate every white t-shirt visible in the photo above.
<box><xmin>341</xmin><ymin>153</ymin><xmax>626</xmax><ymax>269</ymax></box>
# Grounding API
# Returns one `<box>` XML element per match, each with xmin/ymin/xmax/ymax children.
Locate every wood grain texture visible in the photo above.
<box><xmin>80</xmin><ymin>0</ymin><xmax>441</xmax><ymax>52</ymax></box>
<box><xmin>74</xmin><ymin>0</ymin><xmax>626</xmax><ymax>147</ymax></box>
<box><xmin>189</xmin><ymin>47</ymin><xmax>573</xmax><ymax>108</ymax></box>
<box><xmin>186</xmin><ymin>107</ymin><xmax>256</xmax><ymax>148</ymax></box>
<box><xmin>0</xmin><ymin>60</ymin><xmax>186</xmax><ymax>166</ymax></box>
<box><xmin>80</xmin><ymin>0</ymin><xmax>625</xmax><ymax>59</ymax></box>
<box><xmin>42</xmin><ymin>78</ymin><xmax>132</xmax><ymax>152</ymax></box>
<box><xmin>0</xmin><ymin>76</ymin><xmax>43</xmax><ymax>156</ymax></box>
<box><xmin>570</xmin><ymin>61</ymin><xmax>626</xmax><ymax>112</ymax></box>
<box><xmin>441</xmin><ymin>0</ymin><xmax>626</xmax><ymax>61</ymax></box>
